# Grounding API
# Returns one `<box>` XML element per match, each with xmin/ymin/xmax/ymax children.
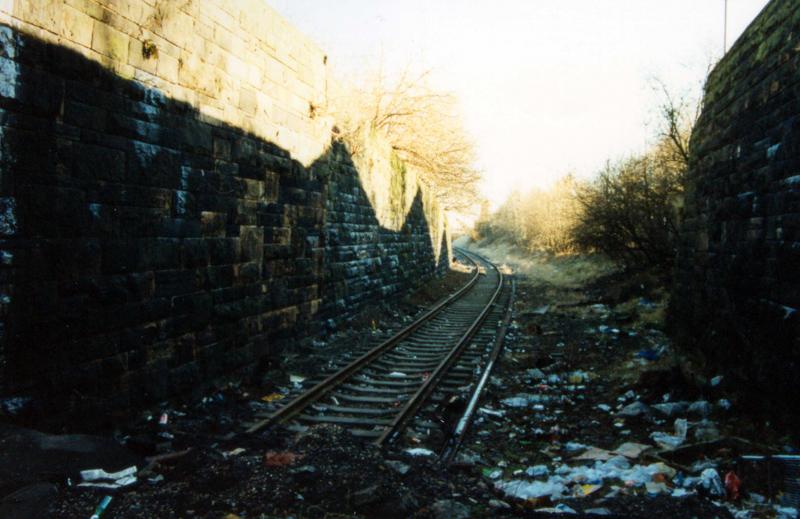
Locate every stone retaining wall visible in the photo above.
<box><xmin>0</xmin><ymin>0</ymin><xmax>450</xmax><ymax>413</ymax></box>
<box><xmin>671</xmin><ymin>0</ymin><xmax>799</xmax><ymax>410</ymax></box>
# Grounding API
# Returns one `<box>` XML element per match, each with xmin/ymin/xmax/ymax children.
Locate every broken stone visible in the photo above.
<box><xmin>431</xmin><ymin>499</ymin><xmax>471</xmax><ymax>519</ymax></box>
<box><xmin>352</xmin><ymin>484</ymin><xmax>382</xmax><ymax>507</ymax></box>
<box><xmin>0</xmin><ymin>483</ymin><xmax>57</xmax><ymax>519</ymax></box>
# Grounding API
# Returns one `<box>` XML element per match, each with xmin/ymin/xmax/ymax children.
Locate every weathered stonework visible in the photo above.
<box><xmin>0</xmin><ymin>1</ymin><xmax>450</xmax><ymax>413</ymax></box>
<box><xmin>671</xmin><ymin>0</ymin><xmax>800</xmax><ymax>412</ymax></box>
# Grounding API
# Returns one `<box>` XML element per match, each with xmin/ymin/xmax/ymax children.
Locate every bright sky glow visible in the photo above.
<box><xmin>266</xmin><ymin>0</ymin><xmax>770</xmax><ymax>208</ymax></box>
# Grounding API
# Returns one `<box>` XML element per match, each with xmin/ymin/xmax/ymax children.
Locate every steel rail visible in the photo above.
<box><xmin>440</xmin><ymin>278</ymin><xmax>515</xmax><ymax>463</ymax></box>
<box><xmin>246</xmin><ymin>249</ymin><xmax>482</xmax><ymax>434</ymax></box>
<box><xmin>375</xmin><ymin>250</ymin><xmax>504</xmax><ymax>445</ymax></box>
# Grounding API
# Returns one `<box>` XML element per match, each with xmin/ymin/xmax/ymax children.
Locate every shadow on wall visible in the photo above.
<box><xmin>0</xmin><ymin>25</ymin><xmax>448</xmax><ymax>421</ymax></box>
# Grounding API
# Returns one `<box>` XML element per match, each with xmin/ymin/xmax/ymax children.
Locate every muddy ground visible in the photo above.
<box><xmin>0</xmin><ymin>243</ymin><xmax>797</xmax><ymax>518</ymax></box>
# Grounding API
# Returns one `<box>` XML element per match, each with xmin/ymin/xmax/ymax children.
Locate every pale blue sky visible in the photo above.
<box><xmin>267</xmin><ymin>0</ymin><xmax>770</xmax><ymax>207</ymax></box>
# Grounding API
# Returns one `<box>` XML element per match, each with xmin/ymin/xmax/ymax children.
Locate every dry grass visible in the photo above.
<box><xmin>461</xmin><ymin>238</ymin><xmax>616</xmax><ymax>289</ymax></box>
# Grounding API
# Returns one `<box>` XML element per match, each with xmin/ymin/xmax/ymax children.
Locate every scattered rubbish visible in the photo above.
<box><xmin>289</xmin><ymin>375</ymin><xmax>306</xmax><ymax>384</ymax></box>
<box><xmin>385</xmin><ymin>460</ymin><xmax>410</xmax><ymax>475</ymax></box>
<box><xmin>89</xmin><ymin>495</ymin><xmax>112</xmax><ymax>519</ymax></box>
<box><xmin>638</xmin><ymin>298</ymin><xmax>657</xmax><ymax>309</ymax></box>
<box><xmin>147</xmin><ymin>474</ymin><xmax>164</xmax><ymax>485</ymax></box>
<box><xmin>646</xmin><ymin>481</ymin><xmax>669</xmax><ymax>494</ymax></box>
<box><xmin>526</xmin><ymin>368</ymin><xmax>546</xmax><ymax>380</ymax></box>
<box><xmin>223</xmin><ymin>448</ymin><xmax>246</xmax><ymax>458</ymax></box>
<box><xmin>652</xmin><ymin>402</ymin><xmax>688</xmax><ymax>417</ymax></box>
<box><xmin>725</xmin><ymin>470</ymin><xmax>741</xmax><ymax>501</ymax></box>
<box><xmin>485</xmin><ymin>469</ymin><xmax>503</xmax><ymax>480</ymax></box>
<box><xmin>596</xmin><ymin>404</ymin><xmax>611</xmax><ymax>412</ymax></box>
<box><xmin>78</xmin><ymin>466</ymin><xmax>137</xmax><ymax>489</ymax></box>
<box><xmin>699</xmin><ymin>468</ymin><xmax>725</xmax><ymax>496</ymax></box>
<box><xmin>404</xmin><ymin>448</ymin><xmax>435</xmax><ymax>457</ymax></box>
<box><xmin>717</xmin><ymin>399</ymin><xmax>732</xmax><ymax>411</ymax></box>
<box><xmin>636</xmin><ymin>348</ymin><xmax>660</xmax><ymax>361</ymax></box>
<box><xmin>618</xmin><ymin>401</ymin><xmax>650</xmax><ymax>417</ymax></box>
<box><xmin>478</xmin><ymin>407</ymin><xmax>505</xmax><ymax>418</ymax></box>
<box><xmin>489</xmin><ymin>499</ymin><xmax>511</xmax><ymax>509</ymax></box>
<box><xmin>650</xmin><ymin>419</ymin><xmax>687</xmax><ymax>450</ymax></box>
<box><xmin>525</xmin><ymin>465</ymin><xmax>549</xmax><ymax>477</ymax></box>
<box><xmin>0</xmin><ymin>396</ymin><xmax>32</xmax><ymax>415</ymax></box>
<box><xmin>264</xmin><ymin>451</ymin><xmax>303</xmax><ymax>467</ymax></box>
<box><xmin>710</xmin><ymin>375</ymin><xmax>723</xmax><ymax>387</ymax></box>
<box><xmin>388</xmin><ymin>372</ymin><xmax>407</xmax><ymax>378</ymax></box>
<box><xmin>585</xmin><ymin>507</ymin><xmax>612</xmax><ymax>515</ymax></box>
<box><xmin>536</xmin><ymin>503</ymin><xmax>577</xmax><ymax>514</ymax></box>
<box><xmin>532</xmin><ymin>305</ymin><xmax>550</xmax><ymax>315</ymax></box>
<box><xmin>158</xmin><ymin>413</ymin><xmax>169</xmax><ymax>426</ymax></box>
<box><xmin>568</xmin><ymin>371</ymin><xmax>590</xmax><ymax>384</ymax></box>
<box><xmin>574</xmin><ymin>446</ymin><xmax>614</xmax><ymax>461</ymax></box>
<box><xmin>688</xmin><ymin>401</ymin><xmax>712</xmax><ymax>417</ymax></box>
<box><xmin>580</xmin><ymin>484</ymin><xmax>603</xmax><ymax>496</ymax></box>
<box><xmin>500</xmin><ymin>393</ymin><xmax>554</xmax><ymax>408</ymax></box>
<box><xmin>774</xmin><ymin>506</ymin><xmax>799</xmax><ymax>519</ymax></box>
<box><xmin>613</xmin><ymin>442</ymin><xmax>651</xmax><ymax>459</ymax></box>
<box><xmin>692</xmin><ymin>420</ymin><xmax>721</xmax><ymax>442</ymax></box>
<box><xmin>261</xmin><ymin>393</ymin><xmax>285</xmax><ymax>403</ymax></box>
<box><xmin>495</xmin><ymin>479</ymin><xmax>565</xmax><ymax>500</ymax></box>
<box><xmin>564</xmin><ymin>441</ymin><xmax>587</xmax><ymax>453</ymax></box>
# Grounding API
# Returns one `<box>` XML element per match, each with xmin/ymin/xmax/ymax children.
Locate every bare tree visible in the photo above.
<box><xmin>333</xmin><ymin>67</ymin><xmax>481</xmax><ymax>211</ymax></box>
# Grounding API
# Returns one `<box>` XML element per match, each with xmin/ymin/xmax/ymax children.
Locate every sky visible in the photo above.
<box><xmin>266</xmin><ymin>0</ymin><xmax>770</xmax><ymax>208</ymax></box>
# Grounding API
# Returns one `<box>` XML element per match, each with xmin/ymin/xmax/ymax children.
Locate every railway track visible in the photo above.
<box><xmin>246</xmin><ymin>248</ymin><xmax>512</xmax><ymax>450</ymax></box>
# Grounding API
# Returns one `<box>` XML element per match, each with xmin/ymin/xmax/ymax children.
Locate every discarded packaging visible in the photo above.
<box><xmin>264</xmin><ymin>451</ymin><xmax>302</xmax><ymax>467</ymax></box>
<box><xmin>79</xmin><ymin>466</ymin><xmax>138</xmax><ymax>489</ymax></box>
<box><xmin>700</xmin><ymin>468</ymin><xmax>725</xmax><ymax>496</ymax></box>
<box><xmin>652</xmin><ymin>402</ymin><xmax>688</xmax><ymax>417</ymax></box>
<box><xmin>574</xmin><ymin>446</ymin><xmax>614</xmax><ymax>461</ymax></box>
<box><xmin>613</xmin><ymin>442</ymin><xmax>650</xmax><ymax>459</ymax></box>
<box><xmin>724</xmin><ymin>470</ymin><xmax>741</xmax><ymax>501</ymax></box>
<box><xmin>261</xmin><ymin>393</ymin><xmax>285</xmax><ymax>403</ymax></box>
<box><xmin>688</xmin><ymin>400</ymin><xmax>712</xmax><ymax>417</ymax></box>
<box><xmin>525</xmin><ymin>465</ymin><xmax>549</xmax><ymax>477</ymax></box>
<box><xmin>495</xmin><ymin>479</ymin><xmax>566</xmax><ymax>500</ymax></box>
<box><xmin>650</xmin><ymin>418</ymin><xmax>687</xmax><ymax>450</ymax></box>
<box><xmin>404</xmin><ymin>447</ymin><xmax>435</xmax><ymax>457</ymax></box>
<box><xmin>618</xmin><ymin>401</ymin><xmax>650</xmax><ymax>417</ymax></box>
<box><xmin>90</xmin><ymin>495</ymin><xmax>112</xmax><ymax>519</ymax></box>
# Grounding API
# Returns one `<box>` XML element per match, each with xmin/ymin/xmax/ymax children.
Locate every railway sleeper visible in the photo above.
<box><xmin>296</xmin><ymin>414</ymin><xmax>393</xmax><ymax>427</ymax></box>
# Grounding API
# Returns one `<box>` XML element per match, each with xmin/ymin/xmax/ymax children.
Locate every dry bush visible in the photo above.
<box><xmin>571</xmin><ymin>153</ymin><xmax>684</xmax><ymax>271</ymax></box>
<box><xmin>570</xmin><ymin>83</ymin><xmax>698</xmax><ymax>272</ymax></box>
<box><xmin>474</xmin><ymin>80</ymin><xmax>698</xmax><ymax>272</ymax></box>
<box><xmin>474</xmin><ymin>175</ymin><xmax>583</xmax><ymax>255</ymax></box>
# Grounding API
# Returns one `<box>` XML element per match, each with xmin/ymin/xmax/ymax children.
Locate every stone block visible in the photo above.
<box><xmin>91</xmin><ymin>21</ymin><xmax>129</xmax><ymax>63</ymax></box>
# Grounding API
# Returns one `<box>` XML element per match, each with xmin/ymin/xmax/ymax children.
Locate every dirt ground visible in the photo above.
<box><xmin>1</xmin><ymin>245</ymin><xmax>797</xmax><ymax>518</ymax></box>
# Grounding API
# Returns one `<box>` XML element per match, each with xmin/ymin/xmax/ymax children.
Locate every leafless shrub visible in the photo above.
<box><xmin>331</xmin><ymin>67</ymin><xmax>481</xmax><ymax>211</ymax></box>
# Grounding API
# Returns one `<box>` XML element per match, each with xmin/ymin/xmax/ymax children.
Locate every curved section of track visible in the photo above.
<box><xmin>247</xmin><ymin>248</ymin><xmax>506</xmax><ymax>446</ymax></box>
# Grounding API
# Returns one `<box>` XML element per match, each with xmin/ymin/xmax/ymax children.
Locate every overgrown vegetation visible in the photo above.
<box><xmin>331</xmin><ymin>68</ymin><xmax>481</xmax><ymax>211</ymax></box>
<box><xmin>475</xmin><ymin>82</ymin><xmax>699</xmax><ymax>273</ymax></box>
